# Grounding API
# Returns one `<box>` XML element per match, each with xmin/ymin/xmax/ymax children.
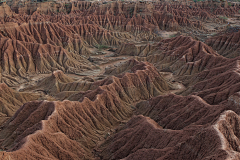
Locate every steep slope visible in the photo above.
<box><xmin>181</xmin><ymin>59</ymin><xmax>240</xmax><ymax>104</ymax></box>
<box><xmin>0</xmin><ymin>60</ymin><xmax>172</xmax><ymax>159</ymax></box>
<box><xmin>67</xmin><ymin>59</ymin><xmax>172</xmax><ymax>102</ymax></box>
<box><xmin>0</xmin><ymin>37</ymin><xmax>94</xmax><ymax>78</ymax></box>
<box><xmin>0</xmin><ymin>1</ymin><xmax>240</xmax><ymax>159</ymax></box>
<box><xmin>97</xmin><ymin>94</ymin><xmax>240</xmax><ymax>160</ymax></box>
<box><xmin>21</xmin><ymin>70</ymin><xmax>97</xmax><ymax>96</ymax></box>
<box><xmin>0</xmin><ymin>83</ymin><xmax>41</xmax><ymax>125</ymax></box>
<box><xmin>118</xmin><ymin>36</ymin><xmax>223</xmax><ymax>76</ymax></box>
<box><xmin>206</xmin><ymin>30</ymin><xmax>240</xmax><ymax>58</ymax></box>
<box><xmin>2</xmin><ymin>1</ymin><xmax>238</xmax><ymax>41</ymax></box>
<box><xmin>118</xmin><ymin>36</ymin><xmax>240</xmax><ymax>105</ymax></box>
<box><xmin>0</xmin><ymin>2</ymin><xmax>15</xmax><ymax>19</ymax></box>
<box><xmin>0</xmin><ymin>21</ymin><xmax>130</xmax><ymax>50</ymax></box>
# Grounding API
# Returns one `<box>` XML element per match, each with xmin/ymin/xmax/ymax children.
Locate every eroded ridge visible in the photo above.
<box><xmin>0</xmin><ymin>60</ymin><xmax>172</xmax><ymax>159</ymax></box>
<box><xmin>97</xmin><ymin>94</ymin><xmax>240</xmax><ymax>160</ymax></box>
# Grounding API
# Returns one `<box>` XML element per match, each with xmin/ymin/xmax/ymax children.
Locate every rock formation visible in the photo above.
<box><xmin>0</xmin><ymin>83</ymin><xmax>41</xmax><ymax>126</ymax></box>
<box><xmin>206</xmin><ymin>30</ymin><xmax>240</xmax><ymax>58</ymax></box>
<box><xmin>0</xmin><ymin>1</ymin><xmax>240</xmax><ymax>159</ymax></box>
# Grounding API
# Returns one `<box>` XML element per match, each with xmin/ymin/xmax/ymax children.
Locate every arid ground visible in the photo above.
<box><xmin>1</xmin><ymin>0</ymin><xmax>240</xmax><ymax>159</ymax></box>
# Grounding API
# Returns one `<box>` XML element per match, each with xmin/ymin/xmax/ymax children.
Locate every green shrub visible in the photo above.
<box><xmin>219</xmin><ymin>16</ymin><xmax>228</xmax><ymax>20</ymax></box>
<box><xmin>97</xmin><ymin>44</ymin><xmax>109</xmax><ymax>50</ymax></box>
<box><xmin>169</xmin><ymin>34</ymin><xmax>176</xmax><ymax>38</ymax></box>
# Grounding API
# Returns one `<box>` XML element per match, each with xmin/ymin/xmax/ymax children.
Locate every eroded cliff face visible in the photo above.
<box><xmin>0</xmin><ymin>1</ymin><xmax>240</xmax><ymax>159</ymax></box>
<box><xmin>0</xmin><ymin>2</ymin><xmax>15</xmax><ymax>18</ymax></box>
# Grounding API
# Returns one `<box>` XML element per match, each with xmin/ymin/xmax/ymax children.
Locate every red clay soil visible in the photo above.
<box><xmin>0</xmin><ymin>83</ymin><xmax>40</xmax><ymax>126</ymax></box>
<box><xmin>120</xmin><ymin>36</ymin><xmax>227</xmax><ymax>82</ymax></box>
<box><xmin>68</xmin><ymin>59</ymin><xmax>172</xmax><ymax>102</ymax></box>
<box><xmin>0</xmin><ymin>60</ymin><xmax>172</xmax><ymax>159</ymax></box>
<box><xmin>96</xmin><ymin>94</ymin><xmax>240</xmax><ymax>160</ymax></box>
<box><xmin>2</xmin><ymin>34</ymin><xmax>240</xmax><ymax>159</ymax></box>
<box><xmin>124</xmin><ymin>36</ymin><xmax>240</xmax><ymax>105</ymax></box>
<box><xmin>21</xmin><ymin>59</ymin><xmax>173</xmax><ymax>98</ymax></box>
<box><xmin>206</xmin><ymin>30</ymin><xmax>240</xmax><ymax>58</ymax></box>
<box><xmin>0</xmin><ymin>37</ymin><xmax>94</xmax><ymax>77</ymax></box>
<box><xmin>0</xmin><ymin>1</ymin><xmax>240</xmax><ymax>159</ymax></box>
<box><xmin>0</xmin><ymin>1</ymin><xmax>238</xmax><ymax>85</ymax></box>
<box><xmin>1</xmin><ymin>1</ymin><xmax>239</xmax><ymax>33</ymax></box>
<box><xmin>182</xmin><ymin>58</ymin><xmax>240</xmax><ymax>104</ymax></box>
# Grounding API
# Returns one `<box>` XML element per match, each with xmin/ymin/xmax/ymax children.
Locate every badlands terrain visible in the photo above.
<box><xmin>1</xmin><ymin>0</ymin><xmax>240</xmax><ymax>159</ymax></box>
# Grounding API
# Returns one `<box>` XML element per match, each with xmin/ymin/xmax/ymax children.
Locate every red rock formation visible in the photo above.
<box><xmin>0</xmin><ymin>1</ymin><xmax>240</xmax><ymax>159</ymax></box>
<box><xmin>22</xmin><ymin>70</ymin><xmax>105</xmax><ymax>96</ymax></box>
<box><xmin>125</xmin><ymin>36</ymin><xmax>240</xmax><ymax>105</ymax></box>
<box><xmin>113</xmin><ymin>36</ymin><xmax>240</xmax><ymax>106</ymax></box>
<box><xmin>0</xmin><ymin>37</ymin><xmax>94</xmax><ymax>77</ymax></box>
<box><xmin>97</xmin><ymin>94</ymin><xmax>240</xmax><ymax>160</ymax></box>
<box><xmin>0</xmin><ymin>60</ymin><xmax>173</xmax><ymax>159</ymax></box>
<box><xmin>0</xmin><ymin>2</ymin><xmax>15</xmax><ymax>19</ymax></box>
<box><xmin>119</xmin><ymin>36</ymin><xmax>223</xmax><ymax>74</ymax></box>
<box><xmin>2</xmin><ymin>1</ymin><xmax>237</xmax><ymax>34</ymax></box>
<box><xmin>0</xmin><ymin>83</ymin><xmax>40</xmax><ymax>125</ymax></box>
<box><xmin>206</xmin><ymin>30</ymin><xmax>240</xmax><ymax>58</ymax></box>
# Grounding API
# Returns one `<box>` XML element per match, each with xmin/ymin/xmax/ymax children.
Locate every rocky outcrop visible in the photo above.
<box><xmin>0</xmin><ymin>59</ymin><xmax>172</xmax><ymax>159</ymax></box>
<box><xmin>206</xmin><ymin>30</ymin><xmax>240</xmax><ymax>58</ymax></box>
<box><xmin>0</xmin><ymin>83</ymin><xmax>40</xmax><ymax>125</ymax></box>
<box><xmin>97</xmin><ymin>94</ymin><xmax>240</xmax><ymax>160</ymax></box>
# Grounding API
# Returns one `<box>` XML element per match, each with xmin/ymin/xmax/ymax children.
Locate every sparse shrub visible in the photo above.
<box><xmin>95</xmin><ymin>66</ymin><xmax>100</xmax><ymax>69</ymax></box>
<box><xmin>169</xmin><ymin>34</ymin><xmax>176</xmax><ymax>38</ymax></box>
<box><xmin>212</xmin><ymin>32</ymin><xmax>217</xmax><ymax>36</ymax></box>
<box><xmin>130</xmin><ymin>105</ymin><xmax>135</xmax><ymax>109</ymax></box>
<box><xmin>219</xmin><ymin>16</ymin><xmax>228</xmax><ymax>20</ymax></box>
<box><xmin>96</xmin><ymin>44</ymin><xmax>109</xmax><ymax>50</ymax></box>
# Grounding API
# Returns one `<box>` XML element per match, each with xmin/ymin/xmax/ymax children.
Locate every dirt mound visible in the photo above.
<box><xmin>21</xmin><ymin>70</ymin><xmax>102</xmax><ymax>97</ymax></box>
<box><xmin>123</xmin><ymin>36</ymin><xmax>240</xmax><ymax>105</ymax></box>
<box><xmin>20</xmin><ymin>59</ymin><xmax>172</xmax><ymax>99</ymax></box>
<box><xmin>0</xmin><ymin>99</ymin><xmax>129</xmax><ymax>159</ymax></box>
<box><xmin>2</xmin><ymin>1</ymin><xmax>238</xmax><ymax>38</ymax></box>
<box><xmin>21</xmin><ymin>70</ymin><xmax>76</xmax><ymax>95</ymax></box>
<box><xmin>0</xmin><ymin>21</ymin><xmax>129</xmax><ymax>50</ymax></box>
<box><xmin>0</xmin><ymin>83</ymin><xmax>40</xmax><ymax>125</ymax></box>
<box><xmin>96</xmin><ymin>94</ymin><xmax>240</xmax><ymax>160</ymax></box>
<box><xmin>1</xmin><ymin>1</ymin><xmax>240</xmax><ymax>159</ymax></box>
<box><xmin>179</xmin><ymin>58</ymin><xmax>240</xmax><ymax>104</ymax></box>
<box><xmin>104</xmin><ymin>58</ymin><xmax>143</xmax><ymax>75</ymax></box>
<box><xmin>0</xmin><ymin>59</ymin><xmax>173</xmax><ymax>159</ymax></box>
<box><xmin>0</xmin><ymin>2</ymin><xmax>15</xmax><ymax>19</ymax></box>
<box><xmin>0</xmin><ymin>37</ymin><xmax>94</xmax><ymax>77</ymax></box>
<box><xmin>68</xmin><ymin>59</ymin><xmax>172</xmax><ymax>102</ymax></box>
<box><xmin>206</xmin><ymin>30</ymin><xmax>240</xmax><ymax>58</ymax></box>
<box><xmin>131</xmin><ymin>36</ymin><xmax>224</xmax><ymax>75</ymax></box>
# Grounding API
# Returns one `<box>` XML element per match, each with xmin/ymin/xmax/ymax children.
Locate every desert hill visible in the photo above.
<box><xmin>0</xmin><ymin>37</ymin><xmax>94</xmax><ymax>76</ymax></box>
<box><xmin>206</xmin><ymin>30</ymin><xmax>240</xmax><ymax>58</ymax></box>
<box><xmin>0</xmin><ymin>83</ymin><xmax>41</xmax><ymax>126</ymax></box>
<box><xmin>0</xmin><ymin>59</ymin><xmax>174</xmax><ymax>159</ymax></box>
<box><xmin>0</xmin><ymin>0</ymin><xmax>240</xmax><ymax>159</ymax></box>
